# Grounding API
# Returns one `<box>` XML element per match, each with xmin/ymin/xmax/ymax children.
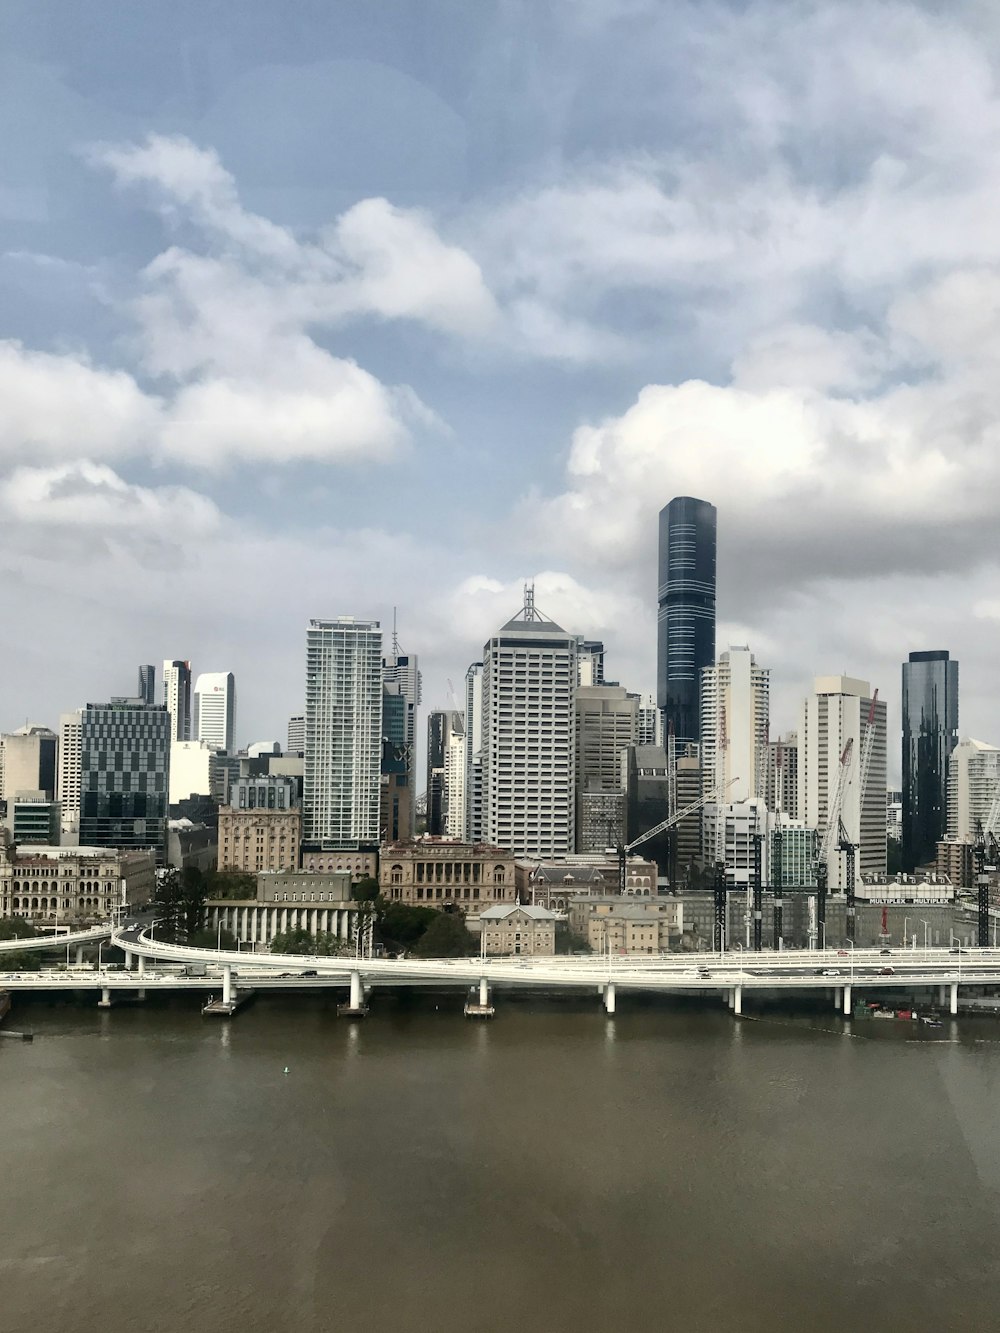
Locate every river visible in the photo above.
<box><xmin>3</xmin><ymin>989</ymin><xmax>1000</xmax><ymax>1333</ymax></box>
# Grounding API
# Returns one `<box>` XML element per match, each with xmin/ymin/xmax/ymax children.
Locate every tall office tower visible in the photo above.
<box><xmin>464</xmin><ymin>662</ymin><xmax>485</xmax><ymax>843</ymax></box>
<box><xmin>632</xmin><ymin>692</ymin><xmax>662</xmax><ymax>748</ymax></box>
<box><xmin>699</xmin><ymin>647</ymin><xmax>770</xmax><ymax>803</ymax></box>
<box><xmin>577</xmin><ymin>640</ymin><xmax>606</xmax><ymax>687</ymax></box>
<box><xmin>287</xmin><ymin>715</ymin><xmax>305</xmax><ymax>756</ymax></box>
<box><xmin>946</xmin><ymin>739</ymin><xmax>1000</xmax><ymax>841</ymax></box>
<box><xmin>764</xmin><ymin>732</ymin><xmax>799</xmax><ymax>819</ymax></box>
<box><xmin>381</xmin><ymin>682</ymin><xmax>412</xmax><ymax>842</ymax></box>
<box><xmin>138</xmin><ymin>665</ymin><xmax>156</xmax><ymax>706</ymax></box>
<box><xmin>382</xmin><ymin>645</ymin><xmax>421</xmax><ymax>834</ymax></box>
<box><xmin>57</xmin><ymin>710</ymin><xmax>83</xmax><ymax>838</ymax></box>
<box><xmin>0</xmin><ymin>725</ymin><xmax>58</xmax><ymax>800</ymax></box>
<box><xmin>657</xmin><ymin>496</ymin><xmax>717</xmax><ymax>746</ymax></box>
<box><xmin>80</xmin><ymin>699</ymin><xmax>170</xmax><ymax>862</ymax></box>
<box><xmin>193</xmin><ymin>671</ymin><xmax>237</xmax><ymax>751</ymax></box>
<box><xmin>162</xmin><ymin>660</ymin><xmax>192</xmax><ymax>742</ymax></box>
<box><xmin>901</xmin><ymin>650</ymin><xmax>959</xmax><ymax>871</ymax></box>
<box><xmin>624</xmin><ymin>744</ymin><xmax>671</xmax><ymax>878</ymax></box>
<box><xmin>482</xmin><ymin>587</ymin><xmax>577</xmax><ymax>858</ymax></box>
<box><xmin>575</xmin><ymin>686</ymin><xmax>638</xmax><ymax>851</ymax></box>
<box><xmin>443</xmin><ymin>718</ymin><xmax>467</xmax><ymax>838</ymax></box>
<box><xmin>800</xmin><ymin>676</ymin><xmax>887</xmax><ymax>889</ymax></box>
<box><xmin>303</xmin><ymin>617</ymin><xmax>383</xmax><ymax>848</ymax></box>
<box><xmin>426</xmin><ymin>710</ymin><xmax>463</xmax><ymax>836</ymax></box>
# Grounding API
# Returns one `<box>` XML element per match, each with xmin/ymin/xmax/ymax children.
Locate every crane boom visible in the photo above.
<box><xmin>818</xmin><ymin>739</ymin><xmax>854</xmax><ymax>871</ymax></box>
<box><xmin>619</xmin><ymin>777</ymin><xmax>739</xmax><ymax>893</ymax></box>
<box><xmin>857</xmin><ymin>690</ymin><xmax>879</xmax><ymax>806</ymax></box>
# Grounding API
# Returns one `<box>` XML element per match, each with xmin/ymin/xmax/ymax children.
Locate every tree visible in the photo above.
<box><xmin>180</xmin><ymin>867</ymin><xmax>207</xmax><ymax>938</ymax></box>
<box><xmin>270</xmin><ymin>929</ymin><xmax>352</xmax><ymax>956</ymax></box>
<box><xmin>187</xmin><ymin>926</ymin><xmax>238</xmax><ymax>951</ymax></box>
<box><xmin>352</xmin><ymin>875</ymin><xmax>380</xmax><ymax>902</ymax></box>
<box><xmin>373</xmin><ymin>899</ymin><xmax>437</xmax><ymax>952</ymax></box>
<box><xmin>2</xmin><ymin>951</ymin><xmax>42</xmax><ymax>971</ymax></box>
<box><xmin>412</xmin><ymin>910</ymin><xmax>475</xmax><ymax>958</ymax></box>
<box><xmin>156</xmin><ymin>869</ymin><xmax>182</xmax><ymax>942</ymax></box>
<box><xmin>204</xmin><ymin>869</ymin><xmax>258</xmax><ymax>900</ymax></box>
<box><xmin>0</xmin><ymin>917</ymin><xmax>39</xmax><ymax>941</ymax></box>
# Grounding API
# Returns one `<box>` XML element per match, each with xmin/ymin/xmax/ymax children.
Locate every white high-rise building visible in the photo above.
<box><xmin>303</xmin><ymin>617</ymin><xmax>383</xmax><ymax>848</ymax></box>
<box><xmin>162</xmin><ymin>660</ymin><xmax>192</xmax><ymax>742</ymax></box>
<box><xmin>700</xmin><ymin>647</ymin><xmax>770</xmax><ymax>803</ymax></box>
<box><xmin>287</xmin><ymin>716</ymin><xmax>305</xmax><ymax>756</ymax></box>
<box><xmin>765</xmin><ymin>731</ymin><xmax>799</xmax><ymax>819</ymax></box>
<box><xmin>800</xmin><ymin>675</ymin><xmax>887</xmax><ymax>889</ymax></box>
<box><xmin>464</xmin><ymin>662</ymin><xmax>484</xmax><ymax>843</ymax></box>
<box><xmin>58</xmin><ymin>709</ymin><xmax>83</xmax><ymax>838</ymax></box>
<box><xmin>482</xmin><ymin>588</ymin><xmax>577</xmax><ymax>858</ymax></box>
<box><xmin>633</xmin><ymin>692</ymin><xmax>663</xmax><ymax>748</ymax></box>
<box><xmin>169</xmin><ymin>739</ymin><xmax>219</xmax><ymax>805</ymax></box>
<box><xmin>193</xmin><ymin>672</ymin><xmax>236</xmax><ymax>752</ymax></box>
<box><xmin>947</xmin><ymin>738</ymin><xmax>1000</xmax><ymax>841</ymax></box>
<box><xmin>443</xmin><ymin>722</ymin><xmax>467</xmax><ymax>839</ymax></box>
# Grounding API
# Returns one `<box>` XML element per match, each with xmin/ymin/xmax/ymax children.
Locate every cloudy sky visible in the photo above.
<box><xmin>3</xmin><ymin>0</ymin><xmax>1000</xmax><ymax>776</ymax></box>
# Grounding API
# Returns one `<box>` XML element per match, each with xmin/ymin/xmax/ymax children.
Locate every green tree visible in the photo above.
<box><xmin>412</xmin><ymin>910</ymin><xmax>475</xmax><ymax>958</ymax></box>
<box><xmin>204</xmin><ymin>869</ymin><xmax>258</xmax><ymax>900</ymax></box>
<box><xmin>155</xmin><ymin>869</ymin><xmax>182</xmax><ymax>941</ymax></box>
<box><xmin>0</xmin><ymin>917</ymin><xmax>39</xmax><ymax>941</ymax></box>
<box><xmin>352</xmin><ymin>875</ymin><xmax>380</xmax><ymax>902</ymax></box>
<box><xmin>180</xmin><ymin>866</ymin><xmax>207</xmax><ymax>938</ymax></box>
<box><xmin>2</xmin><ymin>950</ymin><xmax>42</xmax><ymax>971</ymax></box>
<box><xmin>373</xmin><ymin>899</ymin><xmax>437</xmax><ymax>952</ymax></box>
<box><xmin>270</xmin><ymin>928</ymin><xmax>352</xmax><ymax>956</ymax></box>
<box><xmin>187</xmin><ymin>926</ymin><xmax>238</xmax><ymax>951</ymax></box>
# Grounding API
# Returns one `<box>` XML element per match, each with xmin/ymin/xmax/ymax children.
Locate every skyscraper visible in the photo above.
<box><xmin>287</xmin><ymin>716</ymin><xmax>305</xmax><ymax>756</ymax></box>
<box><xmin>657</xmin><ymin>496</ymin><xmax>717</xmax><ymax>746</ymax></box>
<box><xmin>482</xmin><ymin>587</ymin><xmax>577</xmax><ymax>858</ymax></box>
<box><xmin>381</xmin><ymin>646</ymin><xmax>421</xmax><ymax>833</ymax></box>
<box><xmin>902</xmin><ymin>650</ymin><xmax>959</xmax><ymax>871</ymax></box>
<box><xmin>575</xmin><ymin>686</ymin><xmax>637</xmax><ymax>851</ymax></box>
<box><xmin>303</xmin><ymin>617</ymin><xmax>383</xmax><ymax>848</ymax></box>
<box><xmin>800</xmin><ymin>676</ymin><xmax>887</xmax><ymax>889</ymax></box>
<box><xmin>58</xmin><ymin>709</ymin><xmax>83</xmax><ymax>839</ymax></box>
<box><xmin>193</xmin><ymin>671</ymin><xmax>237</xmax><ymax>751</ymax></box>
<box><xmin>162</xmin><ymin>660</ymin><xmax>192</xmax><ymax>742</ymax></box>
<box><xmin>138</xmin><ymin>664</ymin><xmax>156</xmax><ymax>706</ymax></box>
<box><xmin>699</xmin><ymin>646</ymin><xmax>770</xmax><ymax>804</ymax></box>
<box><xmin>947</xmin><ymin>738</ymin><xmax>1000</xmax><ymax>842</ymax></box>
<box><xmin>80</xmin><ymin>699</ymin><xmax>170</xmax><ymax>862</ymax></box>
<box><xmin>464</xmin><ymin>662</ymin><xmax>484</xmax><ymax>843</ymax></box>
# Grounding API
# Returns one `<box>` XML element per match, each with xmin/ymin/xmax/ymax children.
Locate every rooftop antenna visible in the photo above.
<box><xmin>521</xmin><ymin>582</ymin><xmax>547</xmax><ymax>623</ymax></box>
<box><xmin>391</xmin><ymin>606</ymin><xmax>402</xmax><ymax>662</ymax></box>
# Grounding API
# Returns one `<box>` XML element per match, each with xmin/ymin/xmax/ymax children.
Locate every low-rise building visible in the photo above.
<box><xmin>380</xmin><ymin>839</ymin><xmax>516</xmax><ymax>912</ymax></box>
<box><xmin>5</xmin><ymin>792</ymin><xmax>61</xmax><ymax>846</ymax></box>
<box><xmin>0</xmin><ymin>841</ymin><xmax>155</xmax><ymax>924</ymax></box>
<box><xmin>516</xmin><ymin>854</ymin><xmax>657</xmax><ymax>910</ymax></box>
<box><xmin>568</xmin><ymin>895</ymin><xmax>684</xmax><ymax>954</ymax></box>
<box><xmin>204</xmin><ymin>868</ymin><xmax>357</xmax><ymax>949</ymax></box>
<box><xmin>301</xmin><ymin>846</ymin><xmax>378</xmax><ymax>882</ymax></box>
<box><xmin>167</xmin><ymin>818</ymin><xmax>218</xmax><ymax>873</ymax></box>
<box><xmin>478</xmin><ymin>903</ymin><xmax>558</xmax><ymax>956</ymax></box>
<box><xmin>218</xmin><ymin>774</ymin><xmax>301</xmax><ymax>873</ymax></box>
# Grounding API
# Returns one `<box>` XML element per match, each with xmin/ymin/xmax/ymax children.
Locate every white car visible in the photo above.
<box><xmin>822</xmin><ymin>968</ymin><xmax>841</xmax><ymax>976</ymax></box>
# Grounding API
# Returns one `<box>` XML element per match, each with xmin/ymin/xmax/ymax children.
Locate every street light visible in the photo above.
<box><xmin>845</xmin><ymin>938</ymin><xmax>855</xmax><ymax>984</ymax></box>
<box><xmin>920</xmin><ymin>919</ymin><xmax>930</xmax><ymax>950</ymax></box>
<box><xmin>903</xmin><ymin>917</ymin><xmax>910</xmax><ymax>950</ymax></box>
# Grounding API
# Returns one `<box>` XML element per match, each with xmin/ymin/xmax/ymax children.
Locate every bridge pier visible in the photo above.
<box><xmin>479</xmin><ymin>976</ymin><xmax>489</xmax><ymax>1008</ymax></box>
<box><xmin>98</xmin><ymin>987</ymin><xmax>112</xmax><ymax>1008</ymax></box>
<box><xmin>124</xmin><ymin>949</ymin><xmax>134</xmax><ymax>971</ymax></box>
<box><xmin>733</xmin><ymin>985</ymin><xmax>742</xmax><ymax>1016</ymax></box>
<box><xmin>222</xmin><ymin>965</ymin><xmax>232</xmax><ymax>1006</ymax></box>
<box><xmin>75</xmin><ymin>946</ymin><xmax>84</xmax><ymax>967</ymax></box>
<box><xmin>950</xmin><ymin>981</ymin><xmax>958</xmax><ymax>1016</ymax></box>
<box><xmin>939</xmin><ymin>985</ymin><xmax>948</xmax><ymax>1005</ymax></box>
<box><xmin>338</xmin><ymin>969</ymin><xmax>368</xmax><ymax>1017</ymax></box>
<box><xmin>604</xmin><ymin>983</ymin><xmax>616</xmax><ymax>1015</ymax></box>
<box><xmin>137</xmin><ymin>954</ymin><xmax>146</xmax><ymax>976</ymax></box>
<box><xmin>842</xmin><ymin>984</ymin><xmax>852</xmax><ymax>1015</ymax></box>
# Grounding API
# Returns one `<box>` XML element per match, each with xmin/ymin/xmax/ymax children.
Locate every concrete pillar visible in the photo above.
<box><xmin>99</xmin><ymin>987</ymin><xmax>111</xmax><ymax>1007</ymax></box>
<box><xmin>950</xmin><ymin>981</ymin><xmax>958</xmax><ymax>1016</ymax></box>
<box><xmin>223</xmin><ymin>965</ymin><xmax>232</xmax><ymax>1005</ymax></box>
<box><xmin>138</xmin><ymin>954</ymin><xmax>146</xmax><ymax>976</ymax></box>
<box><xmin>350</xmin><ymin>971</ymin><xmax>362</xmax><ymax>1010</ymax></box>
<box><xmin>939</xmin><ymin>985</ymin><xmax>948</xmax><ymax>1005</ymax></box>
<box><xmin>834</xmin><ymin>988</ymin><xmax>842</xmax><ymax>1012</ymax></box>
<box><xmin>734</xmin><ymin>985</ymin><xmax>742</xmax><ymax>1016</ymax></box>
<box><xmin>75</xmin><ymin>946</ymin><xmax>84</xmax><ymax>966</ymax></box>
<box><xmin>479</xmin><ymin>976</ymin><xmax>489</xmax><ymax>1007</ymax></box>
<box><xmin>124</xmin><ymin>949</ymin><xmax>134</xmax><ymax>971</ymax></box>
<box><xmin>727</xmin><ymin>988</ymin><xmax>735</xmax><ymax>1010</ymax></box>
<box><xmin>604</xmin><ymin>982</ymin><xmax>616</xmax><ymax>1015</ymax></box>
<box><xmin>843</xmin><ymin>984</ymin><xmax>852</xmax><ymax>1015</ymax></box>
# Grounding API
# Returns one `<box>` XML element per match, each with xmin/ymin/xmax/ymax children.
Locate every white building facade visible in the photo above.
<box><xmin>947</xmin><ymin>738</ymin><xmax>1000</xmax><ymax>841</ymax></box>
<box><xmin>303</xmin><ymin>617</ymin><xmax>383</xmax><ymax>848</ymax></box>
<box><xmin>162</xmin><ymin>660</ymin><xmax>192</xmax><ymax>742</ymax></box>
<box><xmin>482</xmin><ymin>590</ymin><xmax>577</xmax><ymax>859</ymax></box>
<box><xmin>800</xmin><ymin>675</ymin><xmax>887</xmax><ymax>889</ymax></box>
<box><xmin>57</xmin><ymin>710</ymin><xmax>83</xmax><ymax>838</ymax></box>
<box><xmin>464</xmin><ymin>661</ymin><xmax>484</xmax><ymax>843</ymax></box>
<box><xmin>700</xmin><ymin>646</ymin><xmax>770</xmax><ymax>803</ymax></box>
<box><xmin>193</xmin><ymin>671</ymin><xmax>236</xmax><ymax>751</ymax></box>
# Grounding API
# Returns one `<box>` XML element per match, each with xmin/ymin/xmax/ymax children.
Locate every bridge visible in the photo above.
<box><xmin>0</xmin><ymin>923</ymin><xmax>115</xmax><ymax>955</ymax></box>
<box><xmin>0</xmin><ymin>924</ymin><xmax>995</xmax><ymax>1018</ymax></box>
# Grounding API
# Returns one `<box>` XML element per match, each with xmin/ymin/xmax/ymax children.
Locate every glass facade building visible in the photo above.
<box><xmin>80</xmin><ymin>700</ymin><xmax>170</xmax><ymax>863</ymax></box>
<box><xmin>657</xmin><ymin>496</ymin><xmax>717</xmax><ymax>746</ymax></box>
<box><xmin>902</xmin><ymin>650</ymin><xmax>959</xmax><ymax>871</ymax></box>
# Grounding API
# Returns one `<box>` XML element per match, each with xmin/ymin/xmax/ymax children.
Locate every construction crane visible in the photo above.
<box><xmin>772</xmin><ymin>740</ymin><xmax>784</xmax><ymax>949</ymax></box>
<box><xmin>973</xmin><ymin>777</ymin><xmax>1000</xmax><ymax>946</ymax></box>
<box><xmin>815</xmin><ymin>738</ymin><xmax>854</xmax><ymax>948</ymax></box>
<box><xmin>842</xmin><ymin>691</ymin><xmax>879</xmax><ymax>944</ymax></box>
<box><xmin>618</xmin><ymin>778</ymin><xmax>739</xmax><ymax>897</ymax></box>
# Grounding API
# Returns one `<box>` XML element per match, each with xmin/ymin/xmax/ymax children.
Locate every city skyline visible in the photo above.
<box><xmin>5</xmin><ymin>5</ymin><xmax>1000</xmax><ymax>757</ymax></box>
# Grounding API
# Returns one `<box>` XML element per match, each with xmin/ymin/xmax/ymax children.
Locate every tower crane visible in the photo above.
<box><xmin>618</xmin><ymin>779</ymin><xmax>739</xmax><ymax>896</ymax></box>
<box><xmin>842</xmin><ymin>691</ymin><xmax>878</xmax><ymax>944</ymax></box>
<box><xmin>973</xmin><ymin>777</ymin><xmax>1000</xmax><ymax>946</ymax></box>
<box><xmin>815</xmin><ymin>738</ymin><xmax>854</xmax><ymax>948</ymax></box>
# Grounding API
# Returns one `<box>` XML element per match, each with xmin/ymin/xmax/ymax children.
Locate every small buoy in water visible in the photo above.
<box><xmin>283</xmin><ymin>1066</ymin><xmax>289</xmax><ymax>1075</ymax></box>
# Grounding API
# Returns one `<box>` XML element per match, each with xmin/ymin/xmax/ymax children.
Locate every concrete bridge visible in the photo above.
<box><xmin>0</xmin><ymin>923</ymin><xmax>115</xmax><ymax>955</ymax></box>
<box><xmin>2</xmin><ymin>924</ymin><xmax>995</xmax><ymax>1018</ymax></box>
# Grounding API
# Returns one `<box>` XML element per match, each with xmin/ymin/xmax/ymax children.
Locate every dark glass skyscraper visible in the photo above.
<box><xmin>901</xmin><ymin>650</ymin><xmax>958</xmax><ymax>871</ymax></box>
<box><xmin>657</xmin><ymin>496</ymin><xmax>717</xmax><ymax>746</ymax></box>
<box><xmin>80</xmin><ymin>699</ymin><xmax>170</xmax><ymax>863</ymax></box>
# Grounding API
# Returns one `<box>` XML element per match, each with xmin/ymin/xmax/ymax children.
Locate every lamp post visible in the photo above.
<box><xmin>903</xmin><ymin>917</ymin><xmax>910</xmax><ymax>951</ymax></box>
<box><xmin>920</xmin><ymin>919</ymin><xmax>930</xmax><ymax>950</ymax></box>
<box><xmin>846</xmin><ymin>938</ymin><xmax>855</xmax><ymax>984</ymax></box>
